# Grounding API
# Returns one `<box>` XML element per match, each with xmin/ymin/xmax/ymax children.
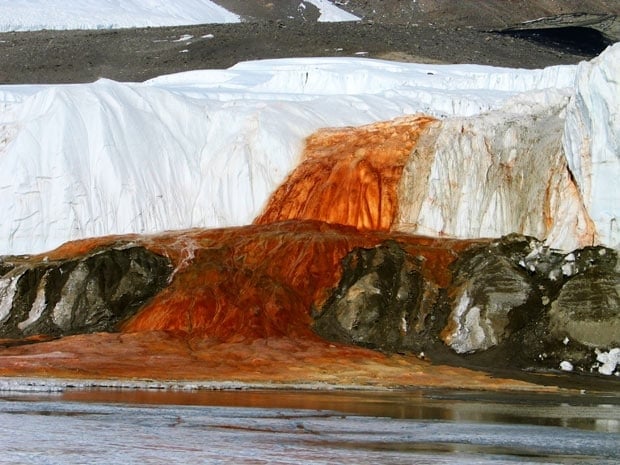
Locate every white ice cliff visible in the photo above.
<box><xmin>564</xmin><ymin>44</ymin><xmax>620</xmax><ymax>249</ymax></box>
<box><xmin>395</xmin><ymin>90</ymin><xmax>596</xmax><ymax>251</ymax></box>
<box><xmin>0</xmin><ymin>45</ymin><xmax>618</xmax><ymax>255</ymax></box>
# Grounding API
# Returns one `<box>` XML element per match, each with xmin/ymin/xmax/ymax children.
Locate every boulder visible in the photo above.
<box><xmin>439</xmin><ymin>236</ymin><xmax>620</xmax><ymax>374</ymax></box>
<box><xmin>0</xmin><ymin>244</ymin><xmax>172</xmax><ymax>339</ymax></box>
<box><xmin>440</xmin><ymin>236</ymin><xmax>542</xmax><ymax>354</ymax></box>
<box><xmin>313</xmin><ymin>240</ymin><xmax>440</xmax><ymax>353</ymax></box>
<box><xmin>538</xmin><ymin>247</ymin><xmax>620</xmax><ymax>372</ymax></box>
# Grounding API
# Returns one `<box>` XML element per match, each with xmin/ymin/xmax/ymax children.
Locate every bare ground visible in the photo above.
<box><xmin>1</xmin><ymin>1</ymin><xmax>618</xmax><ymax>84</ymax></box>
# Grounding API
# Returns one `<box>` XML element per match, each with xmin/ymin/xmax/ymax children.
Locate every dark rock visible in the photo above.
<box><xmin>548</xmin><ymin>263</ymin><xmax>619</xmax><ymax>348</ymax></box>
<box><xmin>312</xmin><ymin>234</ymin><xmax>619</xmax><ymax>376</ymax></box>
<box><xmin>313</xmin><ymin>240</ymin><xmax>440</xmax><ymax>353</ymax></box>
<box><xmin>440</xmin><ymin>236</ymin><xmax>542</xmax><ymax>354</ymax></box>
<box><xmin>441</xmin><ymin>237</ymin><xmax>619</xmax><ymax>375</ymax></box>
<box><xmin>0</xmin><ymin>243</ymin><xmax>172</xmax><ymax>339</ymax></box>
<box><xmin>524</xmin><ymin>248</ymin><xmax>620</xmax><ymax>373</ymax></box>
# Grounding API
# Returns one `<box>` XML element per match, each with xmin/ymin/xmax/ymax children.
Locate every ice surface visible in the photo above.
<box><xmin>0</xmin><ymin>398</ymin><xmax>619</xmax><ymax>464</ymax></box>
<box><xmin>305</xmin><ymin>0</ymin><xmax>360</xmax><ymax>22</ymax></box>
<box><xmin>0</xmin><ymin>0</ymin><xmax>240</xmax><ymax>32</ymax></box>
<box><xmin>563</xmin><ymin>44</ymin><xmax>620</xmax><ymax>249</ymax></box>
<box><xmin>1</xmin><ymin>55</ymin><xmax>604</xmax><ymax>255</ymax></box>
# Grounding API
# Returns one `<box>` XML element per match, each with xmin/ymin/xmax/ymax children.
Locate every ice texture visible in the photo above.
<box><xmin>0</xmin><ymin>47</ymin><xmax>618</xmax><ymax>255</ymax></box>
<box><xmin>563</xmin><ymin>44</ymin><xmax>620</xmax><ymax>249</ymax></box>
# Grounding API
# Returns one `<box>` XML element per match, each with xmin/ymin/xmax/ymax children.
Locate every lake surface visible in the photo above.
<box><xmin>1</xmin><ymin>388</ymin><xmax>619</xmax><ymax>464</ymax></box>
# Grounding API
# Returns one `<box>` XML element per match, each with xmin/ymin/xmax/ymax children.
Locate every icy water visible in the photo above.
<box><xmin>1</xmin><ymin>389</ymin><xmax>619</xmax><ymax>464</ymax></box>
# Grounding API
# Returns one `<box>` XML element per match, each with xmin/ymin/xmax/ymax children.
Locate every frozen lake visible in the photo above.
<box><xmin>1</xmin><ymin>389</ymin><xmax>619</xmax><ymax>464</ymax></box>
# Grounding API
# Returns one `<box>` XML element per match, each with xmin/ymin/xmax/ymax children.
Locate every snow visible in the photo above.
<box><xmin>0</xmin><ymin>56</ymin><xmax>598</xmax><ymax>256</ymax></box>
<box><xmin>596</xmin><ymin>348</ymin><xmax>620</xmax><ymax>376</ymax></box>
<box><xmin>0</xmin><ymin>0</ymin><xmax>361</xmax><ymax>32</ymax></box>
<box><xmin>304</xmin><ymin>0</ymin><xmax>359</xmax><ymax>22</ymax></box>
<box><xmin>0</xmin><ymin>0</ymin><xmax>240</xmax><ymax>32</ymax></box>
<box><xmin>560</xmin><ymin>361</ymin><xmax>574</xmax><ymax>372</ymax></box>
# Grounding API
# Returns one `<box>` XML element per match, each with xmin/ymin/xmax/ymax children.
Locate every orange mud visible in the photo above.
<box><xmin>0</xmin><ymin>331</ymin><xmax>551</xmax><ymax>392</ymax></box>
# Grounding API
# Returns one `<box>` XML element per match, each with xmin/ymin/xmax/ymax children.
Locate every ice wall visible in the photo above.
<box><xmin>563</xmin><ymin>44</ymin><xmax>620</xmax><ymax>249</ymax></box>
<box><xmin>0</xmin><ymin>51</ymin><xmax>617</xmax><ymax>255</ymax></box>
<box><xmin>395</xmin><ymin>91</ymin><xmax>596</xmax><ymax>251</ymax></box>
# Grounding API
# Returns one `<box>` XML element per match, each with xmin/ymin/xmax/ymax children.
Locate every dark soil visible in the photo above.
<box><xmin>0</xmin><ymin>15</ymin><xmax>615</xmax><ymax>84</ymax></box>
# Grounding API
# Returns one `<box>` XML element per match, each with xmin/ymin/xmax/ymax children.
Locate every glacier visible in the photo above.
<box><xmin>563</xmin><ymin>46</ymin><xmax>620</xmax><ymax>249</ymax></box>
<box><xmin>0</xmin><ymin>45</ymin><xmax>618</xmax><ymax>255</ymax></box>
<box><xmin>0</xmin><ymin>0</ymin><xmax>241</xmax><ymax>32</ymax></box>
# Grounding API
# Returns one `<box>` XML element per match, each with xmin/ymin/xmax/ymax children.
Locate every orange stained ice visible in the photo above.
<box><xmin>255</xmin><ymin>115</ymin><xmax>437</xmax><ymax>230</ymax></box>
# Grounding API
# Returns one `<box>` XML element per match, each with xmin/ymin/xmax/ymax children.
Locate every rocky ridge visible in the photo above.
<box><xmin>0</xmin><ymin>223</ymin><xmax>617</xmax><ymax>379</ymax></box>
<box><xmin>314</xmin><ymin>235</ymin><xmax>620</xmax><ymax>376</ymax></box>
<box><xmin>0</xmin><ymin>244</ymin><xmax>172</xmax><ymax>341</ymax></box>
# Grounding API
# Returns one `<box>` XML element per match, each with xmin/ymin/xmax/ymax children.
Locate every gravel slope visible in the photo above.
<box><xmin>0</xmin><ymin>19</ymin><xmax>609</xmax><ymax>84</ymax></box>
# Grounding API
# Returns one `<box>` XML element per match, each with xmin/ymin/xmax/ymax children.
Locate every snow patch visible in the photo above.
<box><xmin>305</xmin><ymin>0</ymin><xmax>359</xmax><ymax>22</ymax></box>
<box><xmin>0</xmin><ymin>0</ymin><xmax>240</xmax><ymax>32</ymax></box>
<box><xmin>596</xmin><ymin>348</ymin><xmax>620</xmax><ymax>376</ymax></box>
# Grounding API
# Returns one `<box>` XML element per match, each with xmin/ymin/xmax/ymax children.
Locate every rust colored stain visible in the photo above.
<box><xmin>1</xmin><ymin>223</ymin><xmax>541</xmax><ymax>390</ymax></box>
<box><xmin>122</xmin><ymin>221</ymin><xmax>477</xmax><ymax>339</ymax></box>
<box><xmin>255</xmin><ymin>115</ymin><xmax>436</xmax><ymax>230</ymax></box>
<box><xmin>0</xmin><ymin>331</ymin><xmax>550</xmax><ymax>391</ymax></box>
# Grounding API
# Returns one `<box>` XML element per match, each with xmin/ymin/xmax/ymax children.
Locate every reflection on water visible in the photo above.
<box><xmin>48</xmin><ymin>388</ymin><xmax>620</xmax><ymax>433</ymax></box>
<box><xmin>1</xmin><ymin>389</ymin><xmax>619</xmax><ymax>464</ymax></box>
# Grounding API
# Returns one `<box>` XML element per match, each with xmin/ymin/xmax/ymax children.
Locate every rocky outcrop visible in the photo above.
<box><xmin>0</xmin><ymin>223</ymin><xmax>617</xmax><ymax>381</ymax></box>
<box><xmin>540</xmin><ymin>247</ymin><xmax>620</xmax><ymax>372</ymax></box>
<box><xmin>313</xmin><ymin>235</ymin><xmax>619</xmax><ymax>375</ymax></box>
<box><xmin>313</xmin><ymin>240</ymin><xmax>440</xmax><ymax>353</ymax></box>
<box><xmin>439</xmin><ymin>237</ymin><xmax>619</xmax><ymax>374</ymax></box>
<box><xmin>548</xmin><ymin>260</ymin><xmax>620</xmax><ymax>349</ymax></box>
<box><xmin>440</xmin><ymin>238</ymin><xmax>542</xmax><ymax>354</ymax></box>
<box><xmin>0</xmin><ymin>244</ymin><xmax>172</xmax><ymax>339</ymax></box>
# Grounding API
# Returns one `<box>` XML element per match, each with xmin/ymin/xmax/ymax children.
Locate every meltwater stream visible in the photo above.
<box><xmin>1</xmin><ymin>389</ymin><xmax>619</xmax><ymax>464</ymax></box>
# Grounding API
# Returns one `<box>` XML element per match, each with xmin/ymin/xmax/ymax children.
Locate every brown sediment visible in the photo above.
<box><xmin>255</xmin><ymin>116</ymin><xmax>436</xmax><ymax>230</ymax></box>
<box><xmin>0</xmin><ymin>331</ymin><xmax>551</xmax><ymax>392</ymax></box>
